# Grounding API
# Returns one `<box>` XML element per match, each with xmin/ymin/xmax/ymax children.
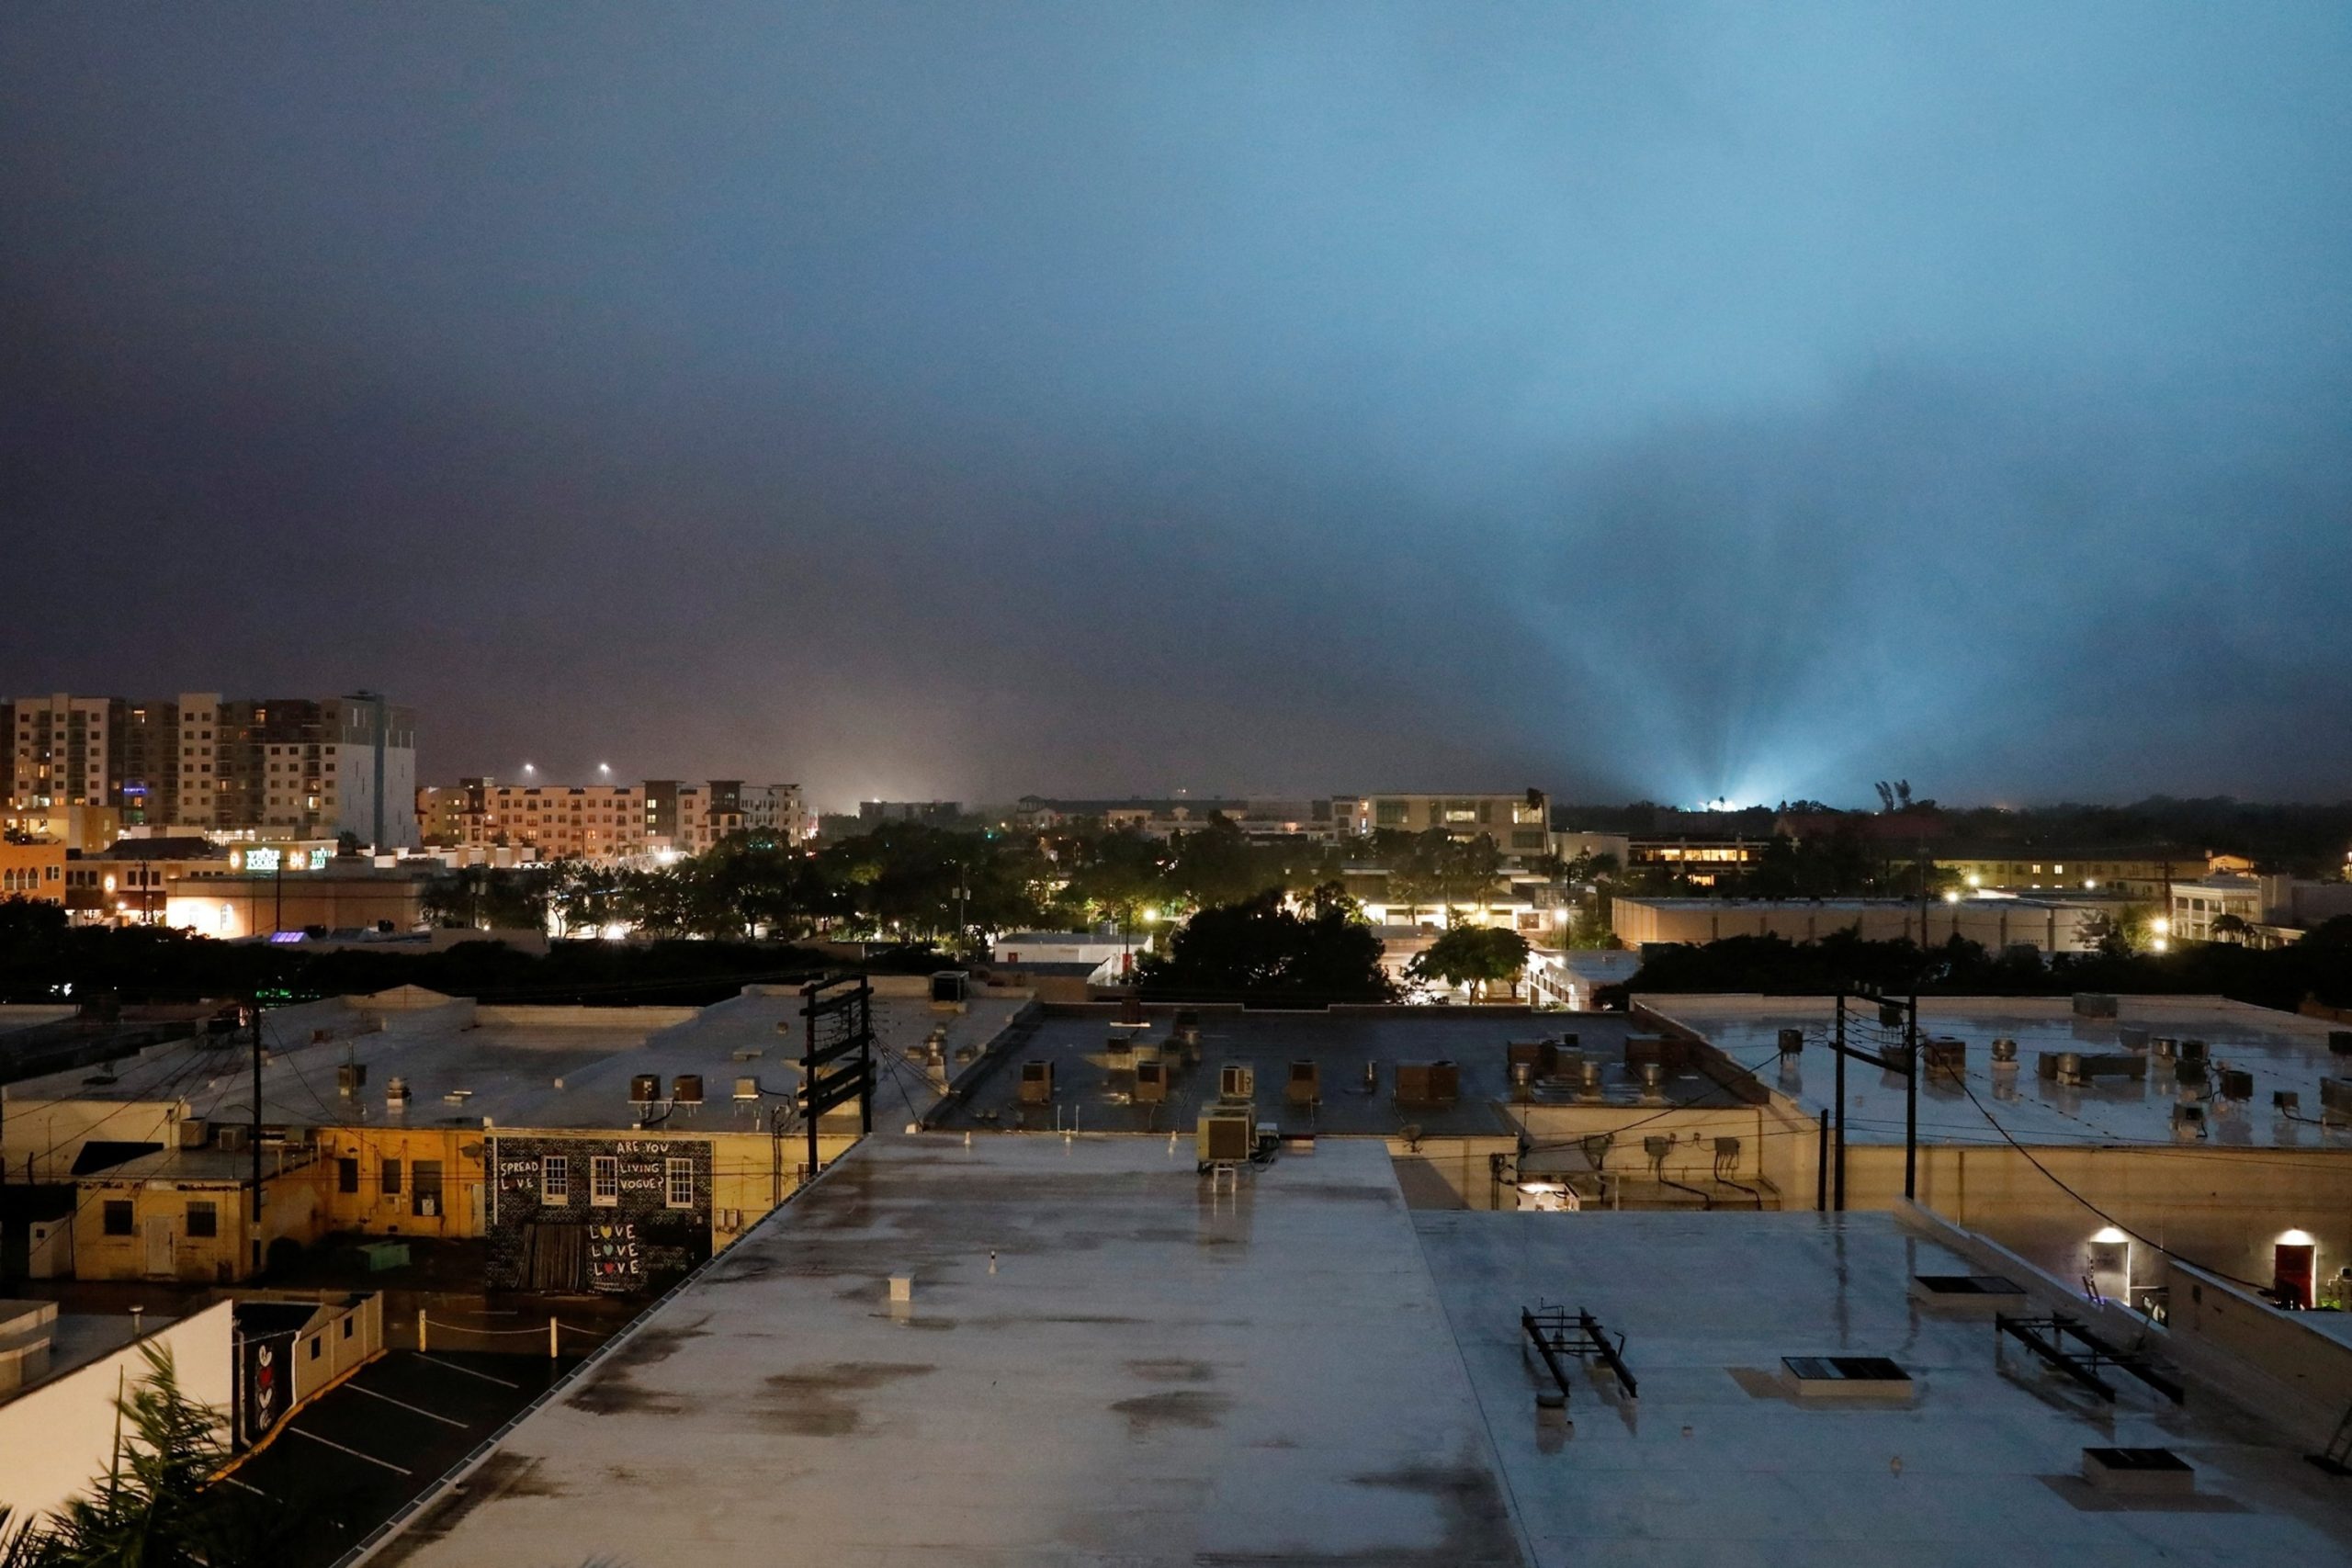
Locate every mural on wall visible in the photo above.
<box><xmin>485</xmin><ymin>1134</ymin><xmax>712</xmax><ymax>1293</ymax></box>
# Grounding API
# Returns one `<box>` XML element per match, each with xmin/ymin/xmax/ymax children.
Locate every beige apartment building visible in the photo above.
<box><xmin>1329</xmin><ymin>791</ymin><xmax>1551</xmax><ymax>860</ymax></box>
<box><xmin>419</xmin><ymin>778</ymin><xmax>650</xmax><ymax>861</ymax></box>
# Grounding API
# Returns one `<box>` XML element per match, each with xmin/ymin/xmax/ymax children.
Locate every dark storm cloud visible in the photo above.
<box><xmin>3</xmin><ymin>2</ymin><xmax>2347</xmax><ymax>806</ymax></box>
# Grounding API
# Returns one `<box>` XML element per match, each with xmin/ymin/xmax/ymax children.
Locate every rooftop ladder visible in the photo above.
<box><xmin>1521</xmin><ymin>1306</ymin><xmax>1640</xmax><ymax>1403</ymax></box>
<box><xmin>1995</xmin><ymin>1312</ymin><xmax>2183</xmax><ymax>1404</ymax></box>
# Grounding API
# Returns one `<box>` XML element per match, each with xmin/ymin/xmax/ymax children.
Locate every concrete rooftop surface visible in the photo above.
<box><xmin>1418</xmin><ymin>1208</ymin><xmax>2352</xmax><ymax>1565</ymax></box>
<box><xmin>1642</xmin><ymin>994</ymin><xmax>2352</xmax><ymax>1149</ymax></box>
<box><xmin>374</xmin><ymin>1136</ymin><xmax>1526</xmax><ymax>1567</ymax></box>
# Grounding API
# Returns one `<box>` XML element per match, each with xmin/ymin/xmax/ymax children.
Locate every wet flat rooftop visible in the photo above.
<box><xmin>1643</xmin><ymin>994</ymin><xmax>2352</xmax><ymax>1149</ymax></box>
<box><xmin>374</xmin><ymin>1136</ymin><xmax>1526</xmax><ymax>1567</ymax></box>
<box><xmin>1418</xmin><ymin>1208</ymin><xmax>2352</xmax><ymax>1565</ymax></box>
<box><xmin>928</xmin><ymin>1007</ymin><xmax>1711</xmax><ymax>1139</ymax></box>
<box><xmin>376</xmin><ymin>1137</ymin><xmax>2352</xmax><ymax>1568</ymax></box>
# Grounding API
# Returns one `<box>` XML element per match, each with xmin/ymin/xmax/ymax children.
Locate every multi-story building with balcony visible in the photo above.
<box><xmin>6</xmin><ymin>690</ymin><xmax>418</xmax><ymax>849</ymax></box>
<box><xmin>1328</xmin><ymin>791</ymin><xmax>1552</xmax><ymax>862</ymax></box>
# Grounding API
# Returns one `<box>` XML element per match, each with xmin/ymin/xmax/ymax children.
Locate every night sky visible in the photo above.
<box><xmin>4</xmin><ymin>4</ymin><xmax>2348</xmax><ymax>808</ymax></box>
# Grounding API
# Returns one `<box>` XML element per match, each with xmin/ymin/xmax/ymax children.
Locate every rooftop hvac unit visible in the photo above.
<box><xmin>2218</xmin><ymin>1068</ymin><xmax>2254</xmax><ymax>1100</ymax></box>
<box><xmin>629</xmin><ymin>1074</ymin><xmax>662</xmax><ymax>1104</ymax></box>
<box><xmin>1777</xmin><ymin>1028</ymin><xmax>1805</xmax><ymax>1058</ymax></box>
<box><xmin>1286</xmin><ymin>1060</ymin><xmax>1319</xmax><ymax>1107</ymax></box>
<box><xmin>2171</xmin><ymin>1102</ymin><xmax>2206</xmax><ymax>1138</ymax></box>
<box><xmin>930</xmin><ymin>970</ymin><xmax>968</xmax><ymax>1005</ymax></box>
<box><xmin>2179</xmin><ymin>1038</ymin><xmax>2209</xmax><ymax>1065</ymax></box>
<box><xmin>384</xmin><ymin>1077</ymin><xmax>410</xmax><ymax>1112</ymax></box>
<box><xmin>1018</xmin><ymin>1060</ymin><xmax>1055</xmax><ymax>1104</ymax></box>
<box><xmin>177</xmin><ymin>1118</ymin><xmax>209</xmax><ymax>1149</ymax></box>
<box><xmin>1879</xmin><ymin>1001</ymin><xmax>1906</xmax><ymax>1030</ymax></box>
<box><xmin>1637</xmin><ymin>1060</ymin><xmax>1666</xmax><ymax>1097</ymax></box>
<box><xmin>1923</xmin><ymin>1037</ymin><xmax>1966</xmax><ymax>1080</ymax></box>
<box><xmin>2318</xmin><ymin>1077</ymin><xmax>2352</xmax><ymax>1120</ymax></box>
<box><xmin>1218</xmin><ymin>1064</ymin><xmax>1255</xmax><ymax>1103</ymax></box>
<box><xmin>1507</xmin><ymin>1040</ymin><xmax>1560</xmax><ymax>1077</ymax></box>
<box><xmin>1196</xmin><ymin>1107</ymin><xmax>1254</xmax><ymax>1164</ymax></box>
<box><xmin>2175</xmin><ymin>1056</ymin><xmax>2209</xmax><ymax>1087</ymax></box>
<box><xmin>2118</xmin><ymin>1026</ymin><xmax>2151</xmax><ymax>1053</ymax></box>
<box><xmin>2275</xmin><ymin>1089</ymin><xmax>2301</xmax><ymax>1115</ymax></box>
<box><xmin>1576</xmin><ymin>1057</ymin><xmax>1604</xmax><ymax>1100</ymax></box>
<box><xmin>2040</xmin><ymin>1051</ymin><xmax>2085</xmax><ymax>1087</ymax></box>
<box><xmin>1105</xmin><ymin>1032</ymin><xmax>1134</xmax><ymax>1059</ymax></box>
<box><xmin>1395</xmin><ymin>1060</ymin><xmax>1459</xmax><ymax>1107</ymax></box>
<box><xmin>217</xmin><ymin>1124</ymin><xmax>249</xmax><ymax>1152</ymax></box>
<box><xmin>2151</xmin><ymin>1036</ymin><xmax>2177</xmax><ymax>1060</ymax></box>
<box><xmin>1134</xmin><ymin>1059</ymin><xmax>1167</xmax><ymax>1103</ymax></box>
<box><xmin>336</xmin><ymin>1062</ymin><xmax>368</xmax><ymax>1096</ymax></box>
<box><xmin>672</xmin><ymin>1074</ymin><xmax>705</xmax><ymax>1105</ymax></box>
<box><xmin>2073</xmin><ymin>993</ymin><xmax>2119</xmax><ymax>1019</ymax></box>
<box><xmin>733</xmin><ymin>1076</ymin><xmax>761</xmax><ymax>1101</ymax></box>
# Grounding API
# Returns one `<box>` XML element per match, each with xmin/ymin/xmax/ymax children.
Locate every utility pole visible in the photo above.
<box><xmin>248</xmin><ymin>998</ymin><xmax>265</xmax><ymax>1277</ymax></box>
<box><xmin>1904</xmin><ymin>993</ymin><xmax>1919</xmax><ymax>1202</ymax></box>
<box><xmin>1832</xmin><ymin>995</ymin><xmax>1847</xmax><ymax>1212</ymax></box>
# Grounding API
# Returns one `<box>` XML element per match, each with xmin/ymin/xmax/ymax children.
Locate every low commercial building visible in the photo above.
<box><xmin>1635</xmin><ymin>992</ymin><xmax>2352</xmax><ymax>1303</ymax></box>
<box><xmin>1937</xmin><ymin>842</ymin><xmax>2204</xmax><ymax>898</ymax></box>
<box><xmin>164</xmin><ymin>863</ymin><xmax>431</xmax><ymax>939</ymax></box>
<box><xmin>1611</xmin><ymin>892</ymin><xmax>2126</xmax><ymax>953</ymax></box>
<box><xmin>2</xmin><ymin>980</ymin><xmax>1028</xmax><ymax>1292</ymax></box>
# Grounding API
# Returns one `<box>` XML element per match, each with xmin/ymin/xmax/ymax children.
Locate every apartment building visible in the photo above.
<box><xmin>1329</xmin><ymin>790</ymin><xmax>1552</xmax><ymax>859</ymax></box>
<box><xmin>475</xmin><ymin>780</ymin><xmax>650</xmax><ymax>861</ymax></box>
<box><xmin>5</xmin><ymin>690</ymin><xmax>419</xmax><ymax>848</ymax></box>
<box><xmin>740</xmin><ymin>782</ymin><xmax>812</xmax><ymax>843</ymax></box>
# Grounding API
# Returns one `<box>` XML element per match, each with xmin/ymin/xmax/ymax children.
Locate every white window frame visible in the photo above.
<box><xmin>664</xmin><ymin>1157</ymin><xmax>695</xmax><ymax>1210</ymax></box>
<box><xmin>541</xmin><ymin>1154</ymin><xmax>570</xmax><ymax>1204</ymax></box>
<box><xmin>590</xmin><ymin>1155</ymin><xmax>620</xmax><ymax>1207</ymax></box>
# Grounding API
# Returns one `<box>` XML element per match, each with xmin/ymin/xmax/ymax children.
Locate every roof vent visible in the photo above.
<box><xmin>628</xmin><ymin>1073</ymin><xmax>661</xmax><ymax>1104</ymax></box>
<box><xmin>1990</xmin><ymin>1036</ymin><xmax>2018</xmax><ymax>1066</ymax></box>
<box><xmin>672</xmin><ymin>1074</ymin><xmax>704</xmax><ymax>1105</ymax></box>
<box><xmin>733</xmin><ymin>1077</ymin><xmax>762</xmax><ymax>1101</ymax></box>
<box><xmin>2082</xmin><ymin>1447</ymin><xmax>2193</xmax><ymax>1497</ymax></box>
<box><xmin>1908</xmin><ymin>1274</ymin><xmax>2026</xmax><ymax>1315</ymax></box>
<box><xmin>1776</xmin><ymin>1027</ymin><xmax>1804</xmax><ymax>1058</ymax></box>
<box><xmin>441</xmin><ymin>1089</ymin><xmax>472</xmax><ymax>1105</ymax></box>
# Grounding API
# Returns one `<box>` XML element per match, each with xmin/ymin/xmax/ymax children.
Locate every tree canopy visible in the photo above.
<box><xmin>1136</xmin><ymin>888</ymin><xmax>1396</xmax><ymax>1003</ymax></box>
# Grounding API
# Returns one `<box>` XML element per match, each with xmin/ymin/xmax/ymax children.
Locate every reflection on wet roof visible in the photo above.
<box><xmin>1643</xmin><ymin>994</ymin><xmax>2352</xmax><ymax>1149</ymax></box>
<box><xmin>372</xmin><ymin>1138</ymin><xmax>1529</xmax><ymax>1567</ymax></box>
